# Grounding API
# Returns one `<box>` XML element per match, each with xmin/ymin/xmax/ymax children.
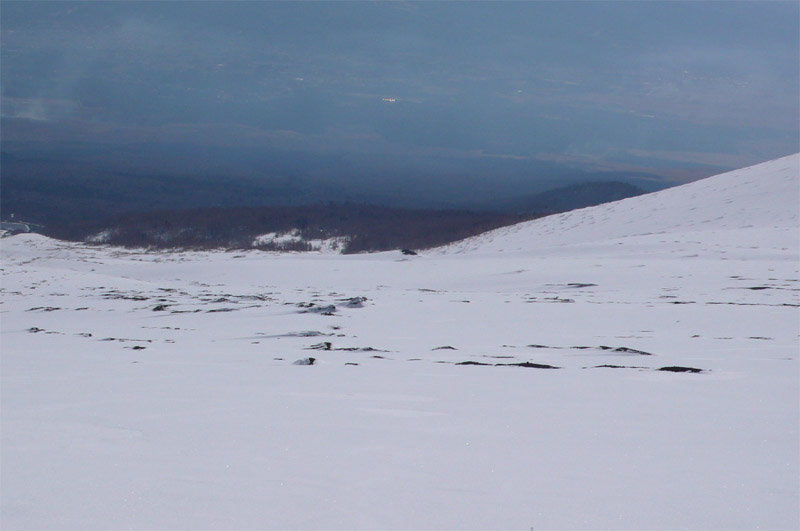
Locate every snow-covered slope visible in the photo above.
<box><xmin>444</xmin><ymin>153</ymin><xmax>799</xmax><ymax>255</ymax></box>
<box><xmin>2</xmin><ymin>155</ymin><xmax>798</xmax><ymax>530</ymax></box>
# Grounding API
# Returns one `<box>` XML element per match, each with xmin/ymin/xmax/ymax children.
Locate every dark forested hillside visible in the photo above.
<box><xmin>3</xmin><ymin>143</ymin><xmax>651</xmax><ymax>253</ymax></box>
<box><xmin>43</xmin><ymin>203</ymin><xmax>542</xmax><ymax>253</ymax></box>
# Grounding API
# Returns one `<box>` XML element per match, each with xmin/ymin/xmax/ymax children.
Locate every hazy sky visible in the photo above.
<box><xmin>2</xmin><ymin>1</ymin><xmax>798</xmax><ymax>182</ymax></box>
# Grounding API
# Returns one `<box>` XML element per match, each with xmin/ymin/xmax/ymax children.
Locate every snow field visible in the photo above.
<box><xmin>1</xmin><ymin>154</ymin><xmax>798</xmax><ymax>529</ymax></box>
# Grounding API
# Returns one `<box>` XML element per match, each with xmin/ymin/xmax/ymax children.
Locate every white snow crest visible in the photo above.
<box><xmin>440</xmin><ymin>153</ymin><xmax>799</xmax><ymax>255</ymax></box>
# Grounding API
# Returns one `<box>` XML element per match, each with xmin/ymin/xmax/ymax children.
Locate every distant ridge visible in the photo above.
<box><xmin>497</xmin><ymin>181</ymin><xmax>647</xmax><ymax>214</ymax></box>
<box><xmin>40</xmin><ymin>203</ymin><xmax>539</xmax><ymax>254</ymax></box>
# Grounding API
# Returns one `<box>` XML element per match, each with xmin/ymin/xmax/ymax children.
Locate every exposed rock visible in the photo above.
<box><xmin>292</xmin><ymin>357</ymin><xmax>316</xmax><ymax>366</ymax></box>
<box><xmin>591</xmin><ymin>364</ymin><xmax>647</xmax><ymax>369</ymax></box>
<box><xmin>339</xmin><ymin>297</ymin><xmax>367</xmax><ymax>308</ymax></box>
<box><xmin>307</xmin><ymin>342</ymin><xmax>332</xmax><ymax>350</ymax></box>
<box><xmin>612</xmin><ymin>347</ymin><xmax>653</xmax><ymax>356</ymax></box>
<box><xmin>502</xmin><ymin>362</ymin><xmax>560</xmax><ymax>369</ymax></box>
<box><xmin>335</xmin><ymin>346</ymin><xmax>387</xmax><ymax>352</ymax></box>
<box><xmin>299</xmin><ymin>304</ymin><xmax>337</xmax><ymax>314</ymax></box>
<box><xmin>527</xmin><ymin>344</ymin><xmax>652</xmax><ymax>355</ymax></box>
<box><xmin>269</xmin><ymin>331</ymin><xmax>332</xmax><ymax>338</ymax></box>
<box><xmin>455</xmin><ymin>360</ymin><xmax>561</xmax><ymax>369</ymax></box>
<box><xmin>658</xmin><ymin>366</ymin><xmax>703</xmax><ymax>373</ymax></box>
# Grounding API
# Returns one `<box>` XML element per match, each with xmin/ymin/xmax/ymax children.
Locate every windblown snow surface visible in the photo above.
<box><xmin>2</xmin><ymin>154</ymin><xmax>798</xmax><ymax>530</ymax></box>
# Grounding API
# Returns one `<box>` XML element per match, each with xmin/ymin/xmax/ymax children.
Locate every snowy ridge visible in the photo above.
<box><xmin>442</xmin><ymin>153</ymin><xmax>799</xmax><ymax>255</ymax></box>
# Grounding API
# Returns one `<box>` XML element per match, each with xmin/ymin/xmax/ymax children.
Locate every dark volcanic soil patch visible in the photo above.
<box><xmin>658</xmin><ymin>366</ymin><xmax>703</xmax><ymax>373</ymax></box>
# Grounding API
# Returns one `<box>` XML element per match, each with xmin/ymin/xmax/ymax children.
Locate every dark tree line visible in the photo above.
<box><xmin>43</xmin><ymin>203</ymin><xmax>544</xmax><ymax>253</ymax></box>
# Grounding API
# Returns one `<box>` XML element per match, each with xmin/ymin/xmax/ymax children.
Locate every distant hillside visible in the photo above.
<box><xmin>13</xmin><ymin>178</ymin><xmax>656</xmax><ymax>254</ymax></box>
<box><xmin>498</xmin><ymin>181</ymin><xmax>647</xmax><ymax>214</ymax></box>
<box><xmin>43</xmin><ymin>203</ymin><xmax>542</xmax><ymax>254</ymax></box>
